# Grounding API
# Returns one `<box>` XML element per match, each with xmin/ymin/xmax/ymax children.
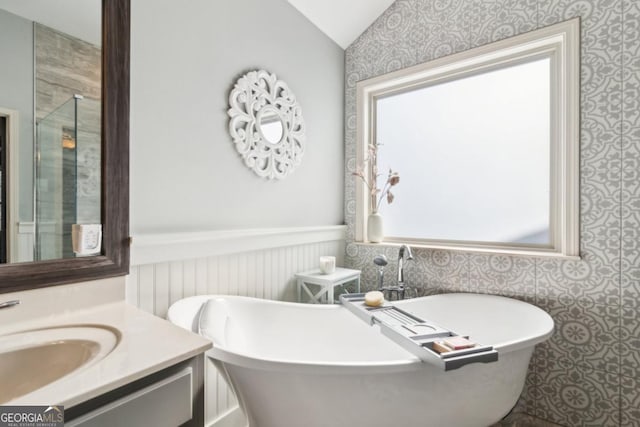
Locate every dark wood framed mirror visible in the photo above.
<box><xmin>0</xmin><ymin>0</ymin><xmax>129</xmax><ymax>293</ymax></box>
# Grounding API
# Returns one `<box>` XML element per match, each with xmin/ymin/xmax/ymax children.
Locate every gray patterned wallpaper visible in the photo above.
<box><xmin>343</xmin><ymin>1</ymin><xmax>639</xmax><ymax>425</ymax></box>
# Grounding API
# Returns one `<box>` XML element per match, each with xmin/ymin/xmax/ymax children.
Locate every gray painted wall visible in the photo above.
<box><xmin>0</xmin><ymin>8</ymin><xmax>33</xmax><ymax>222</ymax></box>
<box><xmin>130</xmin><ymin>0</ymin><xmax>345</xmax><ymax>233</ymax></box>
<box><xmin>344</xmin><ymin>1</ymin><xmax>639</xmax><ymax>426</ymax></box>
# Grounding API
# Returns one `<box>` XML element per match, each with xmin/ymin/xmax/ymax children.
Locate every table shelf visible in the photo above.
<box><xmin>295</xmin><ymin>268</ymin><xmax>361</xmax><ymax>304</ymax></box>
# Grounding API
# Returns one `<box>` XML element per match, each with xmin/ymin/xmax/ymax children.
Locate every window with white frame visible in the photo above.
<box><xmin>355</xmin><ymin>19</ymin><xmax>580</xmax><ymax>257</ymax></box>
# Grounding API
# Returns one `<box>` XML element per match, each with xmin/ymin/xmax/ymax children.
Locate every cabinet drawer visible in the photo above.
<box><xmin>66</xmin><ymin>368</ymin><xmax>192</xmax><ymax>427</ymax></box>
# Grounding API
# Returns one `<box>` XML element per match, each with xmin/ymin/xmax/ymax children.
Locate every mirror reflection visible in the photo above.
<box><xmin>259</xmin><ymin>111</ymin><xmax>284</xmax><ymax>145</ymax></box>
<box><xmin>0</xmin><ymin>0</ymin><xmax>101</xmax><ymax>264</ymax></box>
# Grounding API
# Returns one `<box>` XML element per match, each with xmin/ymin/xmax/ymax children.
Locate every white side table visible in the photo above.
<box><xmin>295</xmin><ymin>268</ymin><xmax>361</xmax><ymax>304</ymax></box>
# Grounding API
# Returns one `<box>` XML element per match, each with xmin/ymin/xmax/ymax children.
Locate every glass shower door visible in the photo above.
<box><xmin>35</xmin><ymin>95</ymin><xmax>100</xmax><ymax>261</ymax></box>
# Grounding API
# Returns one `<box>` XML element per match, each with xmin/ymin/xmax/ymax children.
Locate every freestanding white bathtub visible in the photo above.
<box><xmin>168</xmin><ymin>293</ymin><xmax>553</xmax><ymax>427</ymax></box>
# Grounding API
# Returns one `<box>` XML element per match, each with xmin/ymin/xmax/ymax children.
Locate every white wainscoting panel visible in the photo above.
<box><xmin>126</xmin><ymin>226</ymin><xmax>346</xmax><ymax>426</ymax></box>
<box><xmin>127</xmin><ymin>239</ymin><xmax>346</xmax><ymax>316</ymax></box>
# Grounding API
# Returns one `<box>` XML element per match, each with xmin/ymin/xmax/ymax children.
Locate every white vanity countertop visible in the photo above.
<box><xmin>2</xmin><ymin>301</ymin><xmax>212</xmax><ymax>408</ymax></box>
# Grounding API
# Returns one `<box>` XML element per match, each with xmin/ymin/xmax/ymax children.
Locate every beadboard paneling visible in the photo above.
<box><xmin>128</xmin><ymin>240</ymin><xmax>345</xmax><ymax>317</ymax></box>
<box><xmin>126</xmin><ymin>227</ymin><xmax>345</xmax><ymax>426</ymax></box>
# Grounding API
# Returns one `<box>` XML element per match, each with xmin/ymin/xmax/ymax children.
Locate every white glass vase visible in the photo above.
<box><xmin>367</xmin><ymin>213</ymin><xmax>384</xmax><ymax>243</ymax></box>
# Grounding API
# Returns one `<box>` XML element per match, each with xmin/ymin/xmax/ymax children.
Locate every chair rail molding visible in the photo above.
<box><xmin>131</xmin><ymin>225</ymin><xmax>347</xmax><ymax>266</ymax></box>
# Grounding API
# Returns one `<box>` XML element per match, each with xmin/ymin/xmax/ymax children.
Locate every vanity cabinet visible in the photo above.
<box><xmin>64</xmin><ymin>355</ymin><xmax>204</xmax><ymax>427</ymax></box>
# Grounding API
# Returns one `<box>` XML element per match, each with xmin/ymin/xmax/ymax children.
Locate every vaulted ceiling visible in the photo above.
<box><xmin>0</xmin><ymin>0</ymin><xmax>394</xmax><ymax>51</ymax></box>
<box><xmin>287</xmin><ymin>0</ymin><xmax>396</xmax><ymax>49</ymax></box>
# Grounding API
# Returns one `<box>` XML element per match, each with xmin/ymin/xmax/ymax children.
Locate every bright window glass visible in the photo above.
<box><xmin>375</xmin><ymin>58</ymin><xmax>551</xmax><ymax>244</ymax></box>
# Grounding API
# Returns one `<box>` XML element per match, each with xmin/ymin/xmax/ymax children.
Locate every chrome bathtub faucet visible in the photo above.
<box><xmin>386</xmin><ymin>245</ymin><xmax>414</xmax><ymax>300</ymax></box>
<box><xmin>397</xmin><ymin>244</ymin><xmax>414</xmax><ymax>294</ymax></box>
<box><xmin>373</xmin><ymin>245</ymin><xmax>414</xmax><ymax>301</ymax></box>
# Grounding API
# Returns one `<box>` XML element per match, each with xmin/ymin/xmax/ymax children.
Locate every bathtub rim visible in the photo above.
<box><xmin>394</xmin><ymin>293</ymin><xmax>555</xmax><ymax>354</ymax></box>
<box><xmin>168</xmin><ymin>293</ymin><xmax>553</xmax><ymax>375</ymax></box>
<box><xmin>169</xmin><ymin>295</ymin><xmax>424</xmax><ymax>374</ymax></box>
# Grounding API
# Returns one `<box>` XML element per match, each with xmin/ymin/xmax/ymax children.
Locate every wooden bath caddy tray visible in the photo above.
<box><xmin>340</xmin><ymin>293</ymin><xmax>498</xmax><ymax>371</ymax></box>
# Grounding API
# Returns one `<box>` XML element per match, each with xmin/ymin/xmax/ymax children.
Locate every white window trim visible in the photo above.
<box><xmin>355</xmin><ymin>18</ymin><xmax>580</xmax><ymax>258</ymax></box>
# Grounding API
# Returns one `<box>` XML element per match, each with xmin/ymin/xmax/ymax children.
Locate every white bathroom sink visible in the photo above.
<box><xmin>0</xmin><ymin>326</ymin><xmax>119</xmax><ymax>403</ymax></box>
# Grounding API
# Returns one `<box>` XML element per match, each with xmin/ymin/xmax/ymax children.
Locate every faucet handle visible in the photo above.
<box><xmin>0</xmin><ymin>300</ymin><xmax>20</xmax><ymax>310</ymax></box>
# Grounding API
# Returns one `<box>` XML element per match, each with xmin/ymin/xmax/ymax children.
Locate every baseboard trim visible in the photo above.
<box><xmin>131</xmin><ymin>225</ymin><xmax>346</xmax><ymax>266</ymax></box>
<box><xmin>207</xmin><ymin>405</ymin><xmax>246</xmax><ymax>427</ymax></box>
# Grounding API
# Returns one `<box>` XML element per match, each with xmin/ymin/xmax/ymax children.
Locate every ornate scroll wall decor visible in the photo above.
<box><xmin>228</xmin><ymin>70</ymin><xmax>306</xmax><ymax>180</ymax></box>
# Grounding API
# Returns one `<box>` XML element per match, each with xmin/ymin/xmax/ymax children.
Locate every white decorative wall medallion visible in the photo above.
<box><xmin>227</xmin><ymin>70</ymin><xmax>306</xmax><ymax>179</ymax></box>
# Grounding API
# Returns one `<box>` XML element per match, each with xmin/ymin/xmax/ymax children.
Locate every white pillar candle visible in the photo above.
<box><xmin>319</xmin><ymin>256</ymin><xmax>336</xmax><ymax>274</ymax></box>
